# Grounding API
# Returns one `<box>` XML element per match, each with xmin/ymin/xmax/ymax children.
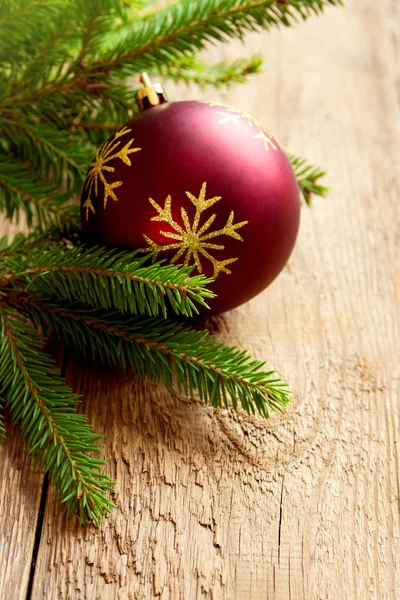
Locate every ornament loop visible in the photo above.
<box><xmin>136</xmin><ymin>72</ymin><xmax>168</xmax><ymax>111</ymax></box>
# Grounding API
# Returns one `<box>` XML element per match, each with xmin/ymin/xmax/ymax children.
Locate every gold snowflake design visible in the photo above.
<box><xmin>202</xmin><ymin>101</ymin><xmax>281</xmax><ymax>152</ymax></box>
<box><xmin>143</xmin><ymin>182</ymin><xmax>248</xmax><ymax>279</ymax></box>
<box><xmin>82</xmin><ymin>126</ymin><xmax>141</xmax><ymax>220</ymax></box>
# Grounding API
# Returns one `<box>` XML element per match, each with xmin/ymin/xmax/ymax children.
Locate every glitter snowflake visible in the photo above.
<box><xmin>143</xmin><ymin>182</ymin><xmax>248</xmax><ymax>279</ymax></box>
<box><xmin>203</xmin><ymin>101</ymin><xmax>280</xmax><ymax>152</ymax></box>
<box><xmin>82</xmin><ymin>127</ymin><xmax>141</xmax><ymax>220</ymax></box>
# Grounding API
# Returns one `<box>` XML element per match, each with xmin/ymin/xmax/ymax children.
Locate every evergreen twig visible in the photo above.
<box><xmin>0</xmin><ymin>157</ymin><xmax>80</xmax><ymax>229</ymax></box>
<box><xmin>86</xmin><ymin>0</ymin><xmax>344</xmax><ymax>77</ymax></box>
<box><xmin>0</xmin><ymin>117</ymin><xmax>89</xmax><ymax>189</ymax></box>
<box><xmin>1</xmin><ymin>242</ymin><xmax>214</xmax><ymax>317</ymax></box>
<box><xmin>0</xmin><ymin>305</ymin><xmax>115</xmax><ymax>525</ymax></box>
<box><xmin>290</xmin><ymin>154</ymin><xmax>329</xmax><ymax>205</ymax></box>
<box><xmin>20</xmin><ymin>294</ymin><xmax>291</xmax><ymax>417</ymax></box>
<box><xmin>158</xmin><ymin>55</ymin><xmax>264</xmax><ymax>88</ymax></box>
<box><xmin>0</xmin><ymin>1</ymin><xmax>343</xmax><ymax>107</ymax></box>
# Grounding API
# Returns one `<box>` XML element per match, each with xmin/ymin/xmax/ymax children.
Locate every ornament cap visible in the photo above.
<box><xmin>136</xmin><ymin>72</ymin><xmax>168</xmax><ymax>111</ymax></box>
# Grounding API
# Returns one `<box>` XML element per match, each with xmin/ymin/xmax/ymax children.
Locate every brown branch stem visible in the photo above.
<box><xmin>22</xmin><ymin>297</ymin><xmax>267</xmax><ymax>395</ymax></box>
<box><xmin>0</xmin><ymin>176</ymin><xmax>79</xmax><ymax>226</ymax></box>
<box><xmin>1</xmin><ymin>263</ymin><xmax>201</xmax><ymax>296</ymax></box>
<box><xmin>1</xmin><ymin>0</ymin><xmax>289</xmax><ymax>108</ymax></box>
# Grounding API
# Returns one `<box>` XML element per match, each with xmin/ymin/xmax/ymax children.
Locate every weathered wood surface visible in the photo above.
<box><xmin>1</xmin><ymin>2</ymin><xmax>399</xmax><ymax>598</ymax></box>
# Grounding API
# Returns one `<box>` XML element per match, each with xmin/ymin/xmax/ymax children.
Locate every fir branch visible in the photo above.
<box><xmin>0</xmin><ymin>235</ymin><xmax>9</xmax><ymax>252</ymax></box>
<box><xmin>157</xmin><ymin>54</ymin><xmax>263</xmax><ymax>88</ymax></box>
<box><xmin>0</xmin><ymin>157</ymin><xmax>80</xmax><ymax>229</ymax></box>
<box><xmin>0</xmin><ymin>2</ymin><xmax>66</xmax><ymax>65</ymax></box>
<box><xmin>68</xmin><ymin>119</ymin><xmax>120</xmax><ymax>150</ymax></box>
<box><xmin>0</xmin><ymin>1</ymin><xmax>63</xmax><ymax>28</ymax></box>
<box><xmin>0</xmin><ymin>0</ymin><xmax>342</xmax><ymax>107</ymax></box>
<box><xmin>0</xmin><ymin>225</ymin><xmax>82</xmax><ymax>259</ymax></box>
<box><xmin>89</xmin><ymin>0</ymin><xmax>344</xmax><ymax>76</ymax></box>
<box><xmin>65</xmin><ymin>81</ymin><xmax>138</xmax><ymax>146</ymax></box>
<box><xmin>0</xmin><ymin>305</ymin><xmax>115</xmax><ymax>525</ymax></box>
<box><xmin>1</xmin><ymin>244</ymin><xmax>214</xmax><ymax>317</ymax></box>
<box><xmin>135</xmin><ymin>0</ymin><xmax>179</xmax><ymax>20</ymax></box>
<box><xmin>0</xmin><ymin>396</ymin><xmax>5</xmax><ymax>440</ymax></box>
<box><xmin>17</xmin><ymin>18</ymin><xmax>75</xmax><ymax>84</ymax></box>
<box><xmin>21</xmin><ymin>295</ymin><xmax>291</xmax><ymax>417</ymax></box>
<box><xmin>289</xmin><ymin>154</ymin><xmax>329</xmax><ymax>205</ymax></box>
<box><xmin>0</xmin><ymin>117</ymin><xmax>89</xmax><ymax>190</ymax></box>
<box><xmin>0</xmin><ymin>0</ymin><xmax>124</xmax><ymax>70</ymax></box>
<box><xmin>72</xmin><ymin>0</ymin><xmax>136</xmax><ymax>55</ymax></box>
<box><xmin>74</xmin><ymin>8</ymin><xmax>103</xmax><ymax>68</ymax></box>
<box><xmin>71</xmin><ymin>121</ymin><xmax>118</xmax><ymax>132</ymax></box>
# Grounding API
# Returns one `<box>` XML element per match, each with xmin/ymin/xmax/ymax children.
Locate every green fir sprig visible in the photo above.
<box><xmin>0</xmin><ymin>157</ymin><xmax>81</xmax><ymax>229</ymax></box>
<box><xmin>88</xmin><ymin>0</ymin><xmax>344</xmax><ymax>77</ymax></box>
<box><xmin>290</xmin><ymin>154</ymin><xmax>329</xmax><ymax>206</ymax></box>
<box><xmin>155</xmin><ymin>55</ymin><xmax>264</xmax><ymax>88</ymax></box>
<box><xmin>0</xmin><ymin>306</ymin><xmax>115</xmax><ymax>525</ymax></box>
<box><xmin>0</xmin><ymin>0</ymin><xmax>340</xmax><ymax>525</ymax></box>
<box><xmin>20</xmin><ymin>293</ymin><xmax>290</xmax><ymax>417</ymax></box>
<box><xmin>3</xmin><ymin>241</ymin><xmax>215</xmax><ymax>317</ymax></box>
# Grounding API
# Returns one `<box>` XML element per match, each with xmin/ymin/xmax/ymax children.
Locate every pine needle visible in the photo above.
<box><xmin>0</xmin><ymin>306</ymin><xmax>115</xmax><ymax>526</ymax></box>
<box><xmin>289</xmin><ymin>154</ymin><xmax>329</xmax><ymax>206</ymax></box>
<box><xmin>23</xmin><ymin>295</ymin><xmax>292</xmax><ymax>418</ymax></box>
<box><xmin>1</xmin><ymin>239</ymin><xmax>215</xmax><ymax>318</ymax></box>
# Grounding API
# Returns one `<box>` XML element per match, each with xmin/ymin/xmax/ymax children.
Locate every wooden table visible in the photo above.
<box><xmin>1</xmin><ymin>2</ymin><xmax>399</xmax><ymax>598</ymax></box>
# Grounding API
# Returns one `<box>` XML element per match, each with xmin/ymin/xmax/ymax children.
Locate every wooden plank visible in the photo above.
<box><xmin>0</xmin><ymin>420</ymin><xmax>45</xmax><ymax>600</ymax></box>
<box><xmin>0</xmin><ymin>221</ymin><xmax>45</xmax><ymax>600</ymax></box>
<box><xmin>21</xmin><ymin>1</ymin><xmax>400</xmax><ymax>598</ymax></box>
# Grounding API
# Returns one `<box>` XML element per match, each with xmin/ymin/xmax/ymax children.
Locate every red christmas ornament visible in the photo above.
<box><xmin>81</xmin><ymin>74</ymin><xmax>300</xmax><ymax>314</ymax></box>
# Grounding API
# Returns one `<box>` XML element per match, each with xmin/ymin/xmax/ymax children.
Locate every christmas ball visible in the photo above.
<box><xmin>81</xmin><ymin>76</ymin><xmax>300</xmax><ymax>314</ymax></box>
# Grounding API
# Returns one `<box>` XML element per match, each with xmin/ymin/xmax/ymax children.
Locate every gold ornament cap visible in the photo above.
<box><xmin>136</xmin><ymin>72</ymin><xmax>168</xmax><ymax>111</ymax></box>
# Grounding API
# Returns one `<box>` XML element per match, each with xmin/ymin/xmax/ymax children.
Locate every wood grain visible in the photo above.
<box><xmin>0</xmin><ymin>416</ymin><xmax>45</xmax><ymax>600</ymax></box>
<box><xmin>1</xmin><ymin>1</ymin><xmax>399</xmax><ymax>599</ymax></box>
